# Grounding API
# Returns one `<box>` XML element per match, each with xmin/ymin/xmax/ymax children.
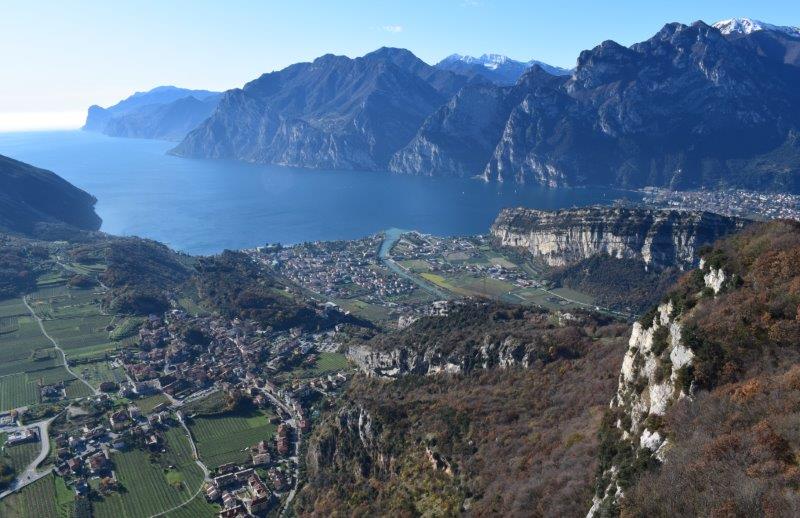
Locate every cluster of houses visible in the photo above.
<box><xmin>53</xmin><ymin>395</ymin><xmax>173</xmax><ymax>496</ymax></box>
<box><xmin>205</xmin><ymin>467</ymin><xmax>274</xmax><ymax>516</ymax></box>
<box><xmin>118</xmin><ymin>308</ymin><xmax>346</xmax><ymax>403</ymax></box>
<box><xmin>255</xmin><ymin>236</ymin><xmax>416</xmax><ymax>300</ymax></box>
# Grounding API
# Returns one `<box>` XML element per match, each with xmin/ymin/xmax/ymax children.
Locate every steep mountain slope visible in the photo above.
<box><xmin>172</xmin><ymin>48</ymin><xmax>468</xmax><ymax>170</ymax></box>
<box><xmin>394</xmin><ymin>21</ymin><xmax>800</xmax><ymax>192</ymax></box>
<box><xmin>298</xmin><ymin>304</ymin><xmax>628</xmax><ymax>516</ymax></box>
<box><xmin>0</xmin><ymin>154</ymin><xmax>101</xmax><ymax>237</ymax></box>
<box><xmin>591</xmin><ymin>220</ymin><xmax>800</xmax><ymax>516</ymax></box>
<box><xmin>84</xmin><ymin>86</ymin><xmax>221</xmax><ymax>141</ymax></box>
<box><xmin>390</xmin><ymin>67</ymin><xmax>572</xmax><ymax>178</ymax></box>
<box><xmin>485</xmin><ymin>21</ymin><xmax>800</xmax><ymax>190</ymax></box>
<box><xmin>436</xmin><ymin>53</ymin><xmax>570</xmax><ymax>85</ymax></box>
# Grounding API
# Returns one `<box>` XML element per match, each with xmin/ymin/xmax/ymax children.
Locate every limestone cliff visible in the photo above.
<box><xmin>589</xmin><ymin>258</ymin><xmax>731</xmax><ymax>515</ymax></box>
<box><xmin>491</xmin><ymin>207</ymin><xmax>744</xmax><ymax>270</ymax></box>
<box><xmin>348</xmin><ymin>302</ymin><xmax>595</xmax><ymax>378</ymax></box>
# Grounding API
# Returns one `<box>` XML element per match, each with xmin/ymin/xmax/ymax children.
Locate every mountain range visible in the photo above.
<box><xmin>86</xmin><ymin>18</ymin><xmax>800</xmax><ymax>192</ymax></box>
<box><xmin>435</xmin><ymin>53</ymin><xmax>570</xmax><ymax>85</ymax></box>
<box><xmin>84</xmin><ymin>86</ymin><xmax>221</xmax><ymax>141</ymax></box>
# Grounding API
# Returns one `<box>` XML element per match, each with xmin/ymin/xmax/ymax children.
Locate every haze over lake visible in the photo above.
<box><xmin>0</xmin><ymin>131</ymin><xmax>642</xmax><ymax>255</ymax></box>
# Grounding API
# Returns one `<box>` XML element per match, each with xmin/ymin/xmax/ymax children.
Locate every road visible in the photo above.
<box><xmin>258</xmin><ymin>386</ymin><xmax>302</xmax><ymax>516</ymax></box>
<box><xmin>22</xmin><ymin>296</ymin><xmax>98</xmax><ymax>396</ymax></box>
<box><xmin>0</xmin><ymin>415</ymin><xmax>59</xmax><ymax>500</ymax></box>
<box><xmin>378</xmin><ymin>229</ymin><xmax>452</xmax><ymax>300</ymax></box>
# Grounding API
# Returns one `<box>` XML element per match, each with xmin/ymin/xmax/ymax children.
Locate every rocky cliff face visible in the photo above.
<box><xmin>301</xmin><ymin>303</ymin><xmax>628</xmax><ymax>516</ymax></box>
<box><xmin>491</xmin><ymin>207</ymin><xmax>744</xmax><ymax>270</ymax></box>
<box><xmin>394</xmin><ymin>21</ymin><xmax>800</xmax><ymax>192</ymax></box>
<box><xmin>349</xmin><ymin>330</ymin><xmax>543</xmax><ymax>378</ymax></box>
<box><xmin>589</xmin><ymin>252</ymin><xmax>732</xmax><ymax>515</ymax></box>
<box><xmin>348</xmin><ymin>302</ymin><xmax>596</xmax><ymax>378</ymax></box>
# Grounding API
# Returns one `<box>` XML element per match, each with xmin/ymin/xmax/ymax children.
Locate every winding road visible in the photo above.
<box><xmin>23</xmin><ymin>295</ymin><xmax>98</xmax><ymax>396</ymax></box>
<box><xmin>0</xmin><ymin>415</ymin><xmax>59</xmax><ymax>500</ymax></box>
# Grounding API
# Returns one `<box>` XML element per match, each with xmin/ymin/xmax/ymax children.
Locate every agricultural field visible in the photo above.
<box><xmin>133</xmin><ymin>393</ymin><xmax>170</xmax><ymax>414</ymax></box>
<box><xmin>181</xmin><ymin>390</ymin><xmax>227</xmax><ymax>416</ymax></box>
<box><xmin>0</xmin><ymin>433</ymin><xmax>40</xmax><ymax>472</ymax></box>
<box><xmin>0</xmin><ymin>473</ymin><xmax>66</xmax><ymax>518</ymax></box>
<box><xmin>0</xmin><ymin>300</ymin><xmax>52</xmax><ymax>373</ymax></box>
<box><xmin>32</xmin><ymin>287</ymin><xmax>117</xmax><ymax>361</ymax></box>
<box><xmin>163</xmin><ymin>494</ymin><xmax>218</xmax><ymax>518</ymax></box>
<box><xmin>0</xmin><ymin>373</ymin><xmax>40</xmax><ymax>411</ymax></box>
<box><xmin>289</xmin><ymin>352</ymin><xmax>349</xmax><ymax>379</ymax></box>
<box><xmin>332</xmin><ymin>297</ymin><xmax>393</xmax><ymax>322</ymax></box>
<box><xmin>64</xmin><ymin>379</ymin><xmax>95</xmax><ymax>399</ymax></box>
<box><xmin>92</xmin><ymin>427</ymin><xmax>215</xmax><ymax>518</ymax></box>
<box><xmin>76</xmin><ymin>360</ymin><xmax>127</xmax><ymax>388</ymax></box>
<box><xmin>189</xmin><ymin>408</ymin><xmax>277</xmax><ymax>469</ymax></box>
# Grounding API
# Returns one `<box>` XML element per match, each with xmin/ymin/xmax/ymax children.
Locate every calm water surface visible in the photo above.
<box><xmin>0</xmin><ymin>131</ymin><xmax>641</xmax><ymax>255</ymax></box>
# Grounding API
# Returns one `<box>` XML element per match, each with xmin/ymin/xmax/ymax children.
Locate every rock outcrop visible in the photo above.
<box><xmin>589</xmin><ymin>256</ymin><xmax>733</xmax><ymax>515</ymax></box>
<box><xmin>491</xmin><ymin>207</ymin><xmax>744</xmax><ymax>270</ymax></box>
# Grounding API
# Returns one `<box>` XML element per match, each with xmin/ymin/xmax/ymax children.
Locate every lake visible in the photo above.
<box><xmin>0</xmin><ymin>130</ymin><xmax>642</xmax><ymax>255</ymax></box>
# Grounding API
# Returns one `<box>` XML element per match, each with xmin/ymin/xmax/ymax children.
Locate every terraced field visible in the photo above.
<box><xmin>189</xmin><ymin>408</ymin><xmax>277</xmax><ymax>469</ymax></box>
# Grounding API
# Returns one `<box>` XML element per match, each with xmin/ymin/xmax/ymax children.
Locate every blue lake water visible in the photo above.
<box><xmin>0</xmin><ymin>130</ymin><xmax>642</xmax><ymax>255</ymax></box>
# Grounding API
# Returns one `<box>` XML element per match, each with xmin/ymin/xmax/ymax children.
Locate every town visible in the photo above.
<box><xmin>1</xmin><ymin>295</ymin><xmax>351</xmax><ymax>517</ymax></box>
<box><xmin>640</xmin><ymin>187</ymin><xmax>800</xmax><ymax>221</ymax></box>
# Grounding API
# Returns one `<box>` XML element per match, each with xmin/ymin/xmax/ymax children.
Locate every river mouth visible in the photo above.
<box><xmin>0</xmin><ymin>130</ymin><xmax>643</xmax><ymax>255</ymax></box>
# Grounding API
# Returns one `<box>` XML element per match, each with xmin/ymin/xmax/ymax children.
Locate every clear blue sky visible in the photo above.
<box><xmin>1</xmin><ymin>0</ymin><xmax>797</xmax><ymax>130</ymax></box>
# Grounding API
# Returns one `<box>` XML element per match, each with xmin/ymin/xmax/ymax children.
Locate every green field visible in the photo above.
<box><xmin>64</xmin><ymin>379</ymin><xmax>94</xmax><ymax>399</ymax></box>
<box><xmin>134</xmin><ymin>393</ymin><xmax>170</xmax><ymax>413</ymax></box>
<box><xmin>181</xmin><ymin>390</ymin><xmax>227</xmax><ymax>416</ymax></box>
<box><xmin>1</xmin><ymin>433</ymin><xmax>40</xmax><ymax>472</ymax></box>
<box><xmin>333</xmin><ymin>298</ymin><xmax>392</xmax><ymax>322</ymax></box>
<box><xmin>0</xmin><ymin>374</ymin><xmax>40</xmax><ymax>411</ymax></box>
<box><xmin>189</xmin><ymin>408</ymin><xmax>277</xmax><ymax>469</ymax></box>
<box><xmin>420</xmin><ymin>273</ymin><xmax>470</xmax><ymax>296</ymax></box>
<box><xmin>163</xmin><ymin>494</ymin><xmax>218</xmax><ymax>518</ymax></box>
<box><xmin>0</xmin><ymin>473</ymin><xmax>65</xmax><ymax>518</ymax></box>
<box><xmin>33</xmin><ymin>287</ymin><xmax>117</xmax><ymax>360</ymax></box>
<box><xmin>93</xmin><ymin>427</ymin><xmax>215</xmax><ymax>518</ymax></box>
<box><xmin>289</xmin><ymin>352</ymin><xmax>349</xmax><ymax>379</ymax></box>
<box><xmin>77</xmin><ymin>360</ymin><xmax>127</xmax><ymax>388</ymax></box>
<box><xmin>397</xmin><ymin>259</ymin><xmax>433</xmax><ymax>272</ymax></box>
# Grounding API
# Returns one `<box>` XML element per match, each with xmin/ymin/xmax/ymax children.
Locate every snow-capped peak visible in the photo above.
<box><xmin>713</xmin><ymin>18</ymin><xmax>800</xmax><ymax>38</ymax></box>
